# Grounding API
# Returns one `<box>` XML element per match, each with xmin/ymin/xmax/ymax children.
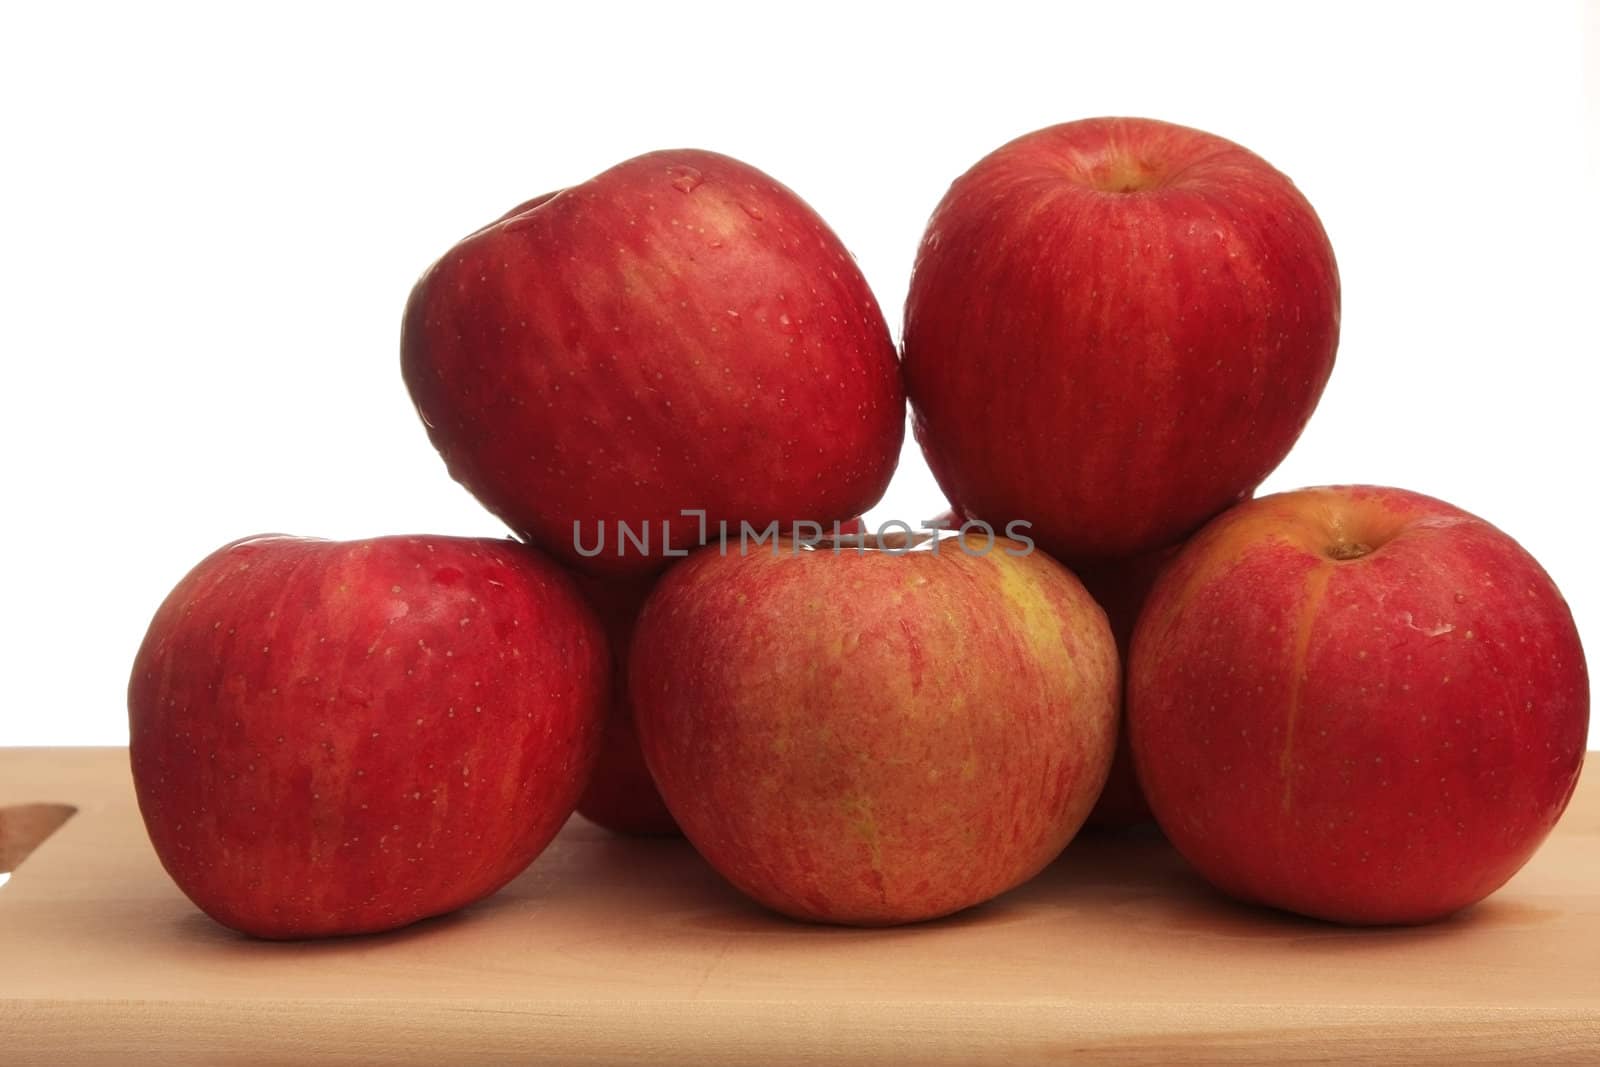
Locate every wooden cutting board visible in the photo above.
<box><xmin>2</xmin><ymin>747</ymin><xmax>1596</xmax><ymax>1065</ymax></box>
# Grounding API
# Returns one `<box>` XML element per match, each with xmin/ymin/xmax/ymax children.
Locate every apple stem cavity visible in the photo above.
<box><xmin>1326</xmin><ymin>541</ymin><xmax>1373</xmax><ymax>561</ymax></box>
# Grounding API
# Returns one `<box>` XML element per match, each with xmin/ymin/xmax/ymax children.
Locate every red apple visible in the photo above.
<box><xmin>402</xmin><ymin>149</ymin><xmax>904</xmax><ymax>576</ymax></box>
<box><xmin>128</xmin><ymin>534</ymin><xmax>607</xmax><ymax>938</ymax></box>
<box><xmin>631</xmin><ymin>536</ymin><xmax>1120</xmax><ymax>925</ymax></box>
<box><xmin>903</xmin><ymin>117</ymin><xmax>1339</xmax><ymax>561</ymax></box>
<box><xmin>1128</xmin><ymin>486</ymin><xmax>1589</xmax><ymax>924</ymax></box>
<box><xmin>1076</xmin><ymin>547</ymin><xmax>1174</xmax><ymax>829</ymax></box>
<box><xmin>569</xmin><ymin>571</ymin><xmax>678</xmax><ymax>835</ymax></box>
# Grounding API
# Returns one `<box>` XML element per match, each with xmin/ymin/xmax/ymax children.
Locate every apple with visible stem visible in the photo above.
<box><xmin>631</xmin><ymin>535</ymin><xmax>1120</xmax><ymax>925</ymax></box>
<box><xmin>1128</xmin><ymin>486</ymin><xmax>1589</xmax><ymax>924</ymax></box>
<box><xmin>402</xmin><ymin>149</ymin><xmax>904</xmax><ymax>576</ymax></box>
<box><xmin>128</xmin><ymin>534</ymin><xmax>607</xmax><ymax>938</ymax></box>
<box><xmin>904</xmin><ymin>116</ymin><xmax>1339</xmax><ymax>562</ymax></box>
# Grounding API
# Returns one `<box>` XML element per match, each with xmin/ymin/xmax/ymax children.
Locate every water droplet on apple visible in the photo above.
<box><xmin>668</xmin><ymin>166</ymin><xmax>704</xmax><ymax>194</ymax></box>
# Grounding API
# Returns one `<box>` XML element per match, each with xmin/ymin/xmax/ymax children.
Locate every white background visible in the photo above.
<box><xmin>2</xmin><ymin>1</ymin><xmax>1595</xmax><ymax>746</ymax></box>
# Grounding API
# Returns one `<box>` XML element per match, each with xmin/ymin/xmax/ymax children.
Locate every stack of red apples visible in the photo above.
<box><xmin>129</xmin><ymin>118</ymin><xmax>1588</xmax><ymax>938</ymax></box>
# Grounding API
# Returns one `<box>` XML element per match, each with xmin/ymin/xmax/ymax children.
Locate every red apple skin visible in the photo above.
<box><xmin>128</xmin><ymin>534</ymin><xmax>607</xmax><ymax>939</ymax></box>
<box><xmin>1076</xmin><ymin>547</ymin><xmax>1174</xmax><ymax>829</ymax></box>
<box><xmin>569</xmin><ymin>571</ymin><xmax>679</xmax><ymax>836</ymax></box>
<box><xmin>402</xmin><ymin>149</ymin><xmax>904</xmax><ymax>577</ymax></box>
<box><xmin>567</xmin><ymin>513</ymin><xmax>867</xmax><ymax>835</ymax></box>
<box><xmin>631</xmin><ymin>536</ymin><xmax>1120</xmax><ymax>926</ymax></box>
<box><xmin>1128</xmin><ymin>486</ymin><xmax>1589</xmax><ymax>924</ymax></box>
<box><xmin>903</xmin><ymin>117</ymin><xmax>1339</xmax><ymax>562</ymax></box>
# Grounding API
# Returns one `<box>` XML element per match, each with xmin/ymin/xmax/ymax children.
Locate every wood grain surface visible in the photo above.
<box><xmin>1</xmin><ymin>747</ymin><xmax>1595</xmax><ymax>1064</ymax></box>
